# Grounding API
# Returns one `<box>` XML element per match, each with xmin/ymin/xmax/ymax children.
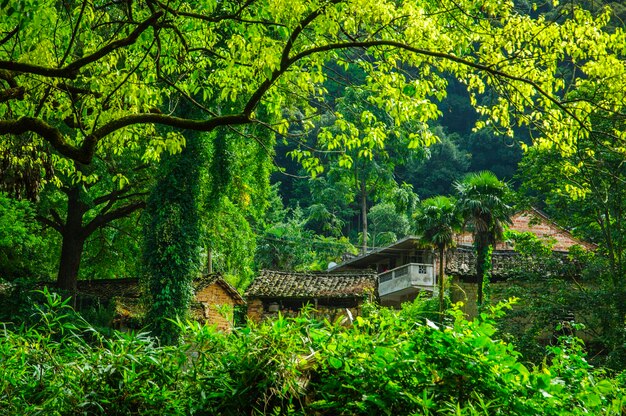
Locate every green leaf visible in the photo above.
<box><xmin>328</xmin><ymin>356</ymin><xmax>343</xmax><ymax>369</ymax></box>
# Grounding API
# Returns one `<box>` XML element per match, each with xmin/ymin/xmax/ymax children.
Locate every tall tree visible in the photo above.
<box><xmin>143</xmin><ymin>131</ymin><xmax>203</xmax><ymax>344</ymax></box>
<box><xmin>519</xmin><ymin>116</ymin><xmax>626</xmax><ymax>366</ymax></box>
<box><xmin>313</xmin><ymin>87</ymin><xmax>435</xmax><ymax>253</ymax></box>
<box><xmin>1</xmin><ymin>0</ymin><xmax>625</xmax><ymax>296</ymax></box>
<box><xmin>455</xmin><ymin>171</ymin><xmax>512</xmax><ymax>306</ymax></box>
<box><xmin>414</xmin><ymin>196</ymin><xmax>462</xmax><ymax>315</ymax></box>
<box><xmin>38</xmin><ymin>160</ymin><xmax>149</xmax><ymax>290</ymax></box>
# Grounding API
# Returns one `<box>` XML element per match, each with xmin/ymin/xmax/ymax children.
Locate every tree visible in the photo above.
<box><xmin>414</xmin><ymin>196</ymin><xmax>461</xmax><ymax>315</ymax></box>
<box><xmin>0</xmin><ymin>192</ymin><xmax>54</xmax><ymax>280</ymax></box>
<box><xmin>255</xmin><ymin>195</ymin><xmax>356</xmax><ymax>272</ymax></box>
<box><xmin>2</xmin><ymin>1</ymin><xmax>625</xmax><ymax>310</ymax></box>
<box><xmin>36</xmin><ymin>159</ymin><xmax>150</xmax><ymax>290</ymax></box>
<box><xmin>313</xmin><ymin>86</ymin><xmax>432</xmax><ymax>253</ymax></box>
<box><xmin>519</xmin><ymin>114</ymin><xmax>626</xmax><ymax>367</ymax></box>
<box><xmin>369</xmin><ymin>202</ymin><xmax>411</xmax><ymax>248</ymax></box>
<box><xmin>143</xmin><ymin>132</ymin><xmax>203</xmax><ymax>344</ymax></box>
<box><xmin>455</xmin><ymin>171</ymin><xmax>512</xmax><ymax>306</ymax></box>
<box><xmin>398</xmin><ymin>128</ymin><xmax>470</xmax><ymax>199</ymax></box>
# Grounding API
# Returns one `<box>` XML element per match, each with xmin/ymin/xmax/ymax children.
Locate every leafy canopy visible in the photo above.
<box><xmin>1</xmin><ymin>0</ymin><xmax>624</xmax><ymax>184</ymax></box>
<box><xmin>415</xmin><ymin>196</ymin><xmax>461</xmax><ymax>250</ymax></box>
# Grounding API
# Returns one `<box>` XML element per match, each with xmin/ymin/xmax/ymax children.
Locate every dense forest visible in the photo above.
<box><xmin>1</xmin><ymin>0</ymin><xmax>626</xmax><ymax>413</ymax></box>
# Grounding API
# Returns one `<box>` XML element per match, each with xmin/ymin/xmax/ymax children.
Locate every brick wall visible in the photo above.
<box><xmin>507</xmin><ymin>211</ymin><xmax>584</xmax><ymax>251</ymax></box>
<box><xmin>194</xmin><ymin>283</ymin><xmax>238</xmax><ymax>331</ymax></box>
<box><xmin>247</xmin><ymin>299</ymin><xmax>264</xmax><ymax>323</ymax></box>
<box><xmin>454</xmin><ymin>210</ymin><xmax>589</xmax><ymax>252</ymax></box>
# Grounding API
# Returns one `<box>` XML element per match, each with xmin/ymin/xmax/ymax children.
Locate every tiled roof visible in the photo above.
<box><xmin>445</xmin><ymin>246</ymin><xmax>570</xmax><ymax>278</ymax></box>
<box><xmin>245</xmin><ymin>269</ymin><xmax>377</xmax><ymax>299</ymax></box>
<box><xmin>76</xmin><ymin>274</ymin><xmax>245</xmax><ymax>304</ymax></box>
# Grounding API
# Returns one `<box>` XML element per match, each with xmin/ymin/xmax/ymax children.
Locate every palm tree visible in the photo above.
<box><xmin>414</xmin><ymin>196</ymin><xmax>462</xmax><ymax>315</ymax></box>
<box><xmin>454</xmin><ymin>171</ymin><xmax>512</xmax><ymax>306</ymax></box>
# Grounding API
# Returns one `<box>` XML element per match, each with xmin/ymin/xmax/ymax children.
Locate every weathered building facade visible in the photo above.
<box><xmin>245</xmin><ymin>270</ymin><xmax>376</xmax><ymax>322</ymax></box>
<box><xmin>191</xmin><ymin>274</ymin><xmax>246</xmax><ymax>331</ymax></box>
<box><xmin>76</xmin><ymin>273</ymin><xmax>245</xmax><ymax>331</ymax></box>
<box><xmin>328</xmin><ymin>209</ymin><xmax>593</xmax><ymax>313</ymax></box>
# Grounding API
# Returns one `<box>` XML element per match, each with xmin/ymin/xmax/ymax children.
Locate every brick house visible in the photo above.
<box><xmin>76</xmin><ymin>273</ymin><xmax>245</xmax><ymax>331</ymax></box>
<box><xmin>454</xmin><ymin>208</ymin><xmax>596</xmax><ymax>252</ymax></box>
<box><xmin>245</xmin><ymin>269</ymin><xmax>377</xmax><ymax>322</ymax></box>
<box><xmin>328</xmin><ymin>208</ymin><xmax>593</xmax><ymax>314</ymax></box>
<box><xmin>191</xmin><ymin>274</ymin><xmax>246</xmax><ymax>331</ymax></box>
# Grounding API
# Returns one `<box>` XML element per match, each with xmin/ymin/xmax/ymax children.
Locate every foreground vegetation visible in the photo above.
<box><xmin>1</xmin><ymin>290</ymin><xmax>623</xmax><ymax>415</ymax></box>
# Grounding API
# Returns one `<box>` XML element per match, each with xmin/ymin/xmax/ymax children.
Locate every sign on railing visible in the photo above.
<box><xmin>378</xmin><ymin>263</ymin><xmax>434</xmax><ymax>284</ymax></box>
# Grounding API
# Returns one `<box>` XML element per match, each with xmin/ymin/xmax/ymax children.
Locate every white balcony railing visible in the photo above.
<box><xmin>378</xmin><ymin>263</ymin><xmax>436</xmax><ymax>298</ymax></box>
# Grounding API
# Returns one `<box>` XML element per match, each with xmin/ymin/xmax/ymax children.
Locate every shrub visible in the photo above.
<box><xmin>1</xmin><ymin>291</ymin><xmax>624</xmax><ymax>415</ymax></box>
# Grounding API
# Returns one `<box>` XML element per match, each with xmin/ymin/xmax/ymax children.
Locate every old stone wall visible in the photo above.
<box><xmin>193</xmin><ymin>283</ymin><xmax>238</xmax><ymax>331</ymax></box>
<box><xmin>445</xmin><ymin>249</ymin><xmax>526</xmax><ymax>279</ymax></box>
<box><xmin>449</xmin><ymin>278</ymin><xmax>510</xmax><ymax>318</ymax></box>
<box><xmin>247</xmin><ymin>299</ymin><xmax>264</xmax><ymax>323</ymax></box>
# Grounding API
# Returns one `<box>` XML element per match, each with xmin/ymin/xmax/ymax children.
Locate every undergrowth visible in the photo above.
<box><xmin>0</xmin><ymin>289</ymin><xmax>624</xmax><ymax>415</ymax></box>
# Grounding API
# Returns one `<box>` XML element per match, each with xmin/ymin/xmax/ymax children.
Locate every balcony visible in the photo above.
<box><xmin>378</xmin><ymin>263</ymin><xmax>436</xmax><ymax>302</ymax></box>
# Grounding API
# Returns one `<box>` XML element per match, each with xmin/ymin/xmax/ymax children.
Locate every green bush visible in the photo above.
<box><xmin>1</xmin><ymin>291</ymin><xmax>624</xmax><ymax>415</ymax></box>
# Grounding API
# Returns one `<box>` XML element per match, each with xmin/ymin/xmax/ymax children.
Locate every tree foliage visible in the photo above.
<box><xmin>414</xmin><ymin>196</ymin><xmax>462</xmax><ymax>315</ymax></box>
<box><xmin>255</xmin><ymin>187</ymin><xmax>356</xmax><ymax>271</ymax></box>
<box><xmin>368</xmin><ymin>202</ymin><xmax>411</xmax><ymax>248</ymax></box>
<box><xmin>398</xmin><ymin>129</ymin><xmax>471</xmax><ymax>199</ymax></box>
<box><xmin>2</xmin><ymin>0</ymin><xmax>624</xmax><ymax>185</ymax></box>
<box><xmin>142</xmin><ymin>133</ymin><xmax>203</xmax><ymax>344</ymax></box>
<box><xmin>519</xmin><ymin>113</ymin><xmax>626</xmax><ymax>367</ymax></box>
<box><xmin>0</xmin><ymin>192</ymin><xmax>54</xmax><ymax>280</ymax></box>
<box><xmin>455</xmin><ymin>171</ymin><xmax>512</xmax><ymax>306</ymax></box>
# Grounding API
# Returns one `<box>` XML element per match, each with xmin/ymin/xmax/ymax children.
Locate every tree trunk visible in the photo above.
<box><xmin>476</xmin><ymin>244</ymin><xmax>486</xmax><ymax>306</ymax></box>
<box><xmin>56</xmin><ymin>186</ymin><xmax>87</xmax><ymax>292</ymax></box>
<box><xmin>360</xmin><ymin>179</ymin><xmax>368</xmax><ymax>254</ymax></box>
<box><xmin>439</xmin><ymin>245</ymin><xmax>445</xmax><ymax>317</ymax></box>
<box><xmin>56</xmin><ymin>230</ymin><xmax>86</xmax><ymax>292</ymax></box>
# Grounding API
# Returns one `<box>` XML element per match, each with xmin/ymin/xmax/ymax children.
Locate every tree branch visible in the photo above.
<box><xmin>244</xmin><ymin>1</ymin><xmax>339</xmax><ymax>115</ymax></box>
<box><xmin>0</xmin><ymin>117</ymin><xmax>91</xmax><ymax>163</ymax></box>
<box><xmin>83</xmin><ymin>201</ymin><xmax>145</xmax><ymax>237</ymax></box>
<box><xmin>36</xmin><ymin>214</ymin><xmax>63</xmax><ymax>233</ymax></box>
<box><xmin>0</xmin><ymin>69</ymin><xmax>17</xmax><ymax>88</ymax></box>
<box><xmin>91</xmin><ymin>112</ymin><xmax>252</xmax><ymax>141</ymax></box>
<box><xmin>0</xmin><ymin>86</ymin><xmax>24</xmax><ymax>103</ymax></box>
<box><xmin>0</xmin><ymin>25</ymin><xmax>18</xmax><ymax>46</ymax></box>
<box><xmin>0</xmin><ymin>12</ymin><xmax>162</xmax><ymax>79</ymax></box>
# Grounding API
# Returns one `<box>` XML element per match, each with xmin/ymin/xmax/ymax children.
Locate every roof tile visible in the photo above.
<box><xmin>245</xmin><ymin>269</ymin><xmax>377</xmax><ymax>299</ymax></box>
